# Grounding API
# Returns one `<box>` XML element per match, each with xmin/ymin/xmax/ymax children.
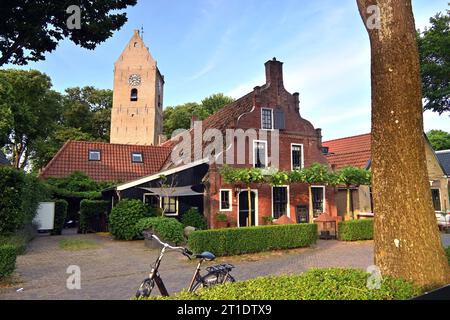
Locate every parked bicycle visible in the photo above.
<box><xmin>136</xmin><ymin>232</ymin><xmax>235</xmax><ymax>298</ymax></box>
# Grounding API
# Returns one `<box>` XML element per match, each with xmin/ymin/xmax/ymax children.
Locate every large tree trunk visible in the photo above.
<box><xmin>357</xmin><ymin>0</ymin><xmax>449</xmax><ymax>288</ymax></box>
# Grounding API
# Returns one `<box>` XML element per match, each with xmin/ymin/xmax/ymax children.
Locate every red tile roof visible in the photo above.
<box><xmin>322</xmin><ymin>133</ymin><xmax>371</xmax><ymax>169</ymax></box>
<box><xmin>40</xmin><ymin>141</ymin><xmax>172</xmax><ymax>183</ymax></box>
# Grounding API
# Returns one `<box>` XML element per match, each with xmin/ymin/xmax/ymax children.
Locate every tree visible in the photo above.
<box><xmin>426</xmin><ymin>130</ymin><xmax>450</xmax><ymax>151</ymax></box>
<box><xmin>417</xmin><ymin>5</ymin><xmax>450</xmax><ymax>114</ymax></box>
<box><xmin>0</xmin><ymin>76</ymin><xmax>13</xmax><ymax>145</ymax></box>
<box><xmin>335</xmin><ymin>167</ymin><xmax>371</xmax><ymax>220</ymax></box>
<box><xmin>0</xmin><ymin>69</ymin><xmax>63</xmax><ymax>169</ymax></box>
<box><xmin>357</xmin><ymin>0</ymin><xmax>449</xmax><ymax>287</ymax></box>
<box><xmin>0</xmin><ymin>0</ymin><xmax>137</xmax><ymax>66</ymax></box>
<box><xmin>163</xmin><ymin>93</ymin><xmax>235</xmax><ymax>137</ymax></box>
<box><xmin>290</xmin><ymin>163</ymin><xmax>332</xmax><ymax>224</ymax></box>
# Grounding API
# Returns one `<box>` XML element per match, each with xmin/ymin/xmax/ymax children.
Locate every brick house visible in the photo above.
<box><xmin>323</xmin><ymin>133</ymin><xmax>449</xmax><ymax>218</ymax></box>
<box><xmin>104</xmin><ymin>59</ymin><xmax>337</xmax><ymax>228</ymax></box>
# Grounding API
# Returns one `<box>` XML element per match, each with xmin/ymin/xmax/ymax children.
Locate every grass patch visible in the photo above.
<box><xmin>59</xmin><ymin>238</ymin><xmax>99</xmax><ymax>251</ymax></box>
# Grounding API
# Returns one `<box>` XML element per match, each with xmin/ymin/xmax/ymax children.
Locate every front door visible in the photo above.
<box><xmin>239</xmin><ymin>191</ymin><xmax>256</xmax><ymax>227</ymax></box>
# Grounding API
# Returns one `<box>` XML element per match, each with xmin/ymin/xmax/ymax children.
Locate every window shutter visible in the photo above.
<box><xmin>274</xmin><ymin>110</ymin><xmax>285</xmax><ymax>130</ymax></box>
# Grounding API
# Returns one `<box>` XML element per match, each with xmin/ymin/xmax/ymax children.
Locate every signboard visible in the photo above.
<box><xmin>33</xmin><ymin>202</ymin><xmax>55</xmax><ymax>231</ymax></box>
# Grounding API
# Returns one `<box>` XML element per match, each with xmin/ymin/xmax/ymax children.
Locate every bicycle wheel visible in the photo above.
<box><xmin>135</xmin><ymin>278</ymin><xmax>155</xmax><ymax>298</ymax></box>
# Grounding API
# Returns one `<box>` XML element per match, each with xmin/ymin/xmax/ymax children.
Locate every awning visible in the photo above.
<box><xmin>139</xmin><ymin>186</ymin><xmax>203</xmax><ymax>197</ymax></box>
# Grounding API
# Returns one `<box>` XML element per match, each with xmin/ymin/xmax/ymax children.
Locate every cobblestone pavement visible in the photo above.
<box><xmin>0</xmin><ymin>231</ymin><xmax>448</xmax><ymax>300</ymax></box>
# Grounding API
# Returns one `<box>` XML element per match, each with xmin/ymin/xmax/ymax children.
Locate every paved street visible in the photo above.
<box><xmin>0</xmin><ymin>231</ymin><xmax>448</xmax><ymax>300</ymax></box>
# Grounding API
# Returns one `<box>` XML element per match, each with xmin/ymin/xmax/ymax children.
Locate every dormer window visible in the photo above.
<box><xmin>131</xmin><ymin>88</ymin><xmax>138</xmax><ymax>102</ymax></box>
<box><xmin>261</xmin><ymin>108</ymin><xmax>273</xmax><ymax>130</ymax></box>
<box><xmin>132</xmin><ymin>152</ymin><xmax>143</xmax><ymax>163</ymax></box>
<box><xmin>89</xmin><ymin>150</ymin><xmax>101</xmax><ymax>161</ymax></box>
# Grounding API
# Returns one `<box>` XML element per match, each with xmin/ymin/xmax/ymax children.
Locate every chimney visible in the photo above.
<box><xmin>316</xmin><ymin>128</ymin><xmax>323</xmax><ymax>146</ymax></box>
<box><xmin>265</xmin><ymin>57</ymin><xmax>284</xmax><ymax>87</ymax></box>
<box><xmin>293</xmin><ymin>92</ymin><xmax>300</xmax><ymax>114</ymax></box>
<box><xmin>158</xmin><ymin>134</ymin><xmax>168</xmax><ymax>145</ymax></box>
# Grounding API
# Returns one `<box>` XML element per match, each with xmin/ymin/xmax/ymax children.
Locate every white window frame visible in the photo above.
<box><xmin>132</xmin><ymin>152</ymin><xmax>143</xmax><ymax>163</ymax></box>
<box><xmin>253</xmin><ymin>140</ymin><xmax>268</xmax><ymax>168</ymax></box>
<box><xmin>431</xmin><ymin>188</ymin><xmax>442</xmax><ymax>212</ymax></box>
<box><xmin>271</xmin><ymin>185</ymin><xmax>291</xmax><ymax>219</ymax></box>
<box><xmin>160</xmin><ymin>196</ymin><xmax>179</xmax><ymax>217</ymax></box>
<box><xmin>261</xmin><ymin>108</ymin><xmax>274</xmax><ymax>131</ymax></box>
<box><xmin>219</xmin><ymin>189</ymin><xmax>233</xmax><ymax>212</ymax></box>
<box><xmin>291</xmin><ymin>143</ymin><xmax>304</xmax><ymax>171</ymax></box>
<box><xmin>311</xmin><ymin>185</ymin><xmax>326</xmax><ymax>216</ymax></box>
<box><xmin>88</xmin><ymin>150</ymin><xmax>101</xmax><ymax>161</ymax></box>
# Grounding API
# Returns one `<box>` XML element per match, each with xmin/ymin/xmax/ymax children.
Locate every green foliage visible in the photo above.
<box><xmin>50</xmin><ymin>200</ymin><xmax>68</xmax><ymax>236</ymax></box>
<box><xmin>79</xmin><ymin>200</ymin><xmax>110</xmax><ymax>234</ymax></box>
<box><xmin>136</xmin><ymin>217</ymin><xmax>185</xmax><ymax>245</ymax></box>
<box><xmin>292</xmin><ymin>162</ymin><xmax>333</xmax><ymax>185</ymax></box>
<box><xmin>0</xmin><ymin>166</ymin><xmax>48</xmax><ymax>235</ymax></box>
<box><xmin>141</xmin><ymin>268</ymin><xmax>420</xmax><ymax>300</ymax></box>
<box><xmin>427</xmin><ymin>130</ymin><xmax>450</xmax><ymax>151</ymax></box>
<box><xmin>188</xmin><ymin>224</ymin><xmax>317</xmax><ymax>257</ymax></box>
<box><xmin>220</xmin><ymin>165</ymin><xmax>266</xmax><ymax>185</ymax></box>
<box><xmin>216</xmin><ymin>213</ymin><xmax>228</xmax><ymax>222</ymax></box>
<box><xmin>335</xmin><ymin>167</ymin><xmax>371</xmax><ymax>187</ymax></box>
<box><xmin>109</xmin><ymin>200</ymin><xmax>151</xmax><ymax>240</ymax></box>
<box><xmin>0</xmin><ymin>245</ymin><xmax>17</xmax><ymax>278</ymax></box>
<box><xmin>59</xmin><ymin>239</ymin><xmax>98</xmax><ymax>251</ymax></box>
<box><xmin>0</xmin><ymin>1</ymin><xmax>137</xmax><ymax>66</ymax></box>
<box><xmin>338</xmin><ymin>219</ymin><xmax>374</xmax><ymax>241</ymax></box>
<box><xmin>181</xmin><ymin>208</ymin><xmax>207</xmax><ymax>230</ymax></box>
<box><xmin>163</xmin><ymin>93</ymin><xmax>235</xmax><ymax>137</ymax></box>
<box><xmin>268</xmin><ymin>170</ymin><xmax>290</xmax><ymax>186</ymax></box>
<box><xmin>445</xmin><ymin>246</ymin><xmax>450</xmax><ymax>265</ymax></box>
<box><xmin>418</xmin><ymin>6</ymin><xmax>450</xmax><ymax>114</ymax></box>
<box><xmin>0</xmin><ymin>225</ymin><xmax>36</xmax><ymax>256</ymax></box>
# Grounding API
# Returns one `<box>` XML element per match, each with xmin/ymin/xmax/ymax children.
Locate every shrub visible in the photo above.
<box><xmin>0</xmin><ymin>225</ymin><xmax>36</xmax><ymax>256</ymax></box>
<box><xmin>79</xmin><ymin>200</ymin><xmax>110</xmax><ymax>234</ymax></box>
<box><xmin>338</xmin><ymin>219</ymin><xmax>374</xmax><ymax>241</ymax></box>
<box><xmin>139</xmin><ymin>268</ymin><xmax>420</xmax><ymax>300</ymax></box>
<box><xmin>0</xmin><ymin>245</ymin><xmax>17</xmax><ymax>279</ymax></box>
<box><xmin>216</xmin><ymin>213</ymin><xmax>228</xmax><ymax>222</ymax></box>
<box><xmin>181</xmin><ymin>208</ymin><xmax>207</xmax><ymax>230</ymax></box>
<box><xmin>188</xmin><ymin>224</ymin><xmax>317</xmax><ymax>257</ymax></box>
<box><xmin>136</xmin><ymin>217</ymin><xmax>185</xmax><ymax>245</ymax></box>
<box><xmin>445</xmin><ymin>246</ymin><xmax>450</xmax><ymax>265</ymax></box>
<box><xmin>109</xmin><ymin>199</ymin><xmax>151</xmax><ymax>240</ymax></box>
<box><xmin>51</xmin><ymin>200</ymin><xmax>68</xmax><ymax>236</ymax></box>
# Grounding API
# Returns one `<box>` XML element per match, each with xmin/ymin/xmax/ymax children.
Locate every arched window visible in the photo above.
<box><xmin>131</xmin><ymin>88</ymin><xmax>138</xmax><ymax>102</ymax></box>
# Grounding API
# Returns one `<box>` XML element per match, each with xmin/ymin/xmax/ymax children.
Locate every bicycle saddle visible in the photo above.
<box><xmin>196</xmin><ymin>252</ymin><xmax>216</xmax><ymax>261</ymax></box>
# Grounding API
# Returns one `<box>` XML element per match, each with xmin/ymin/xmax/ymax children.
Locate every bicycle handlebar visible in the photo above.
<box><xmin>148</xmin><ymin>233</ymin><xmax>193</xmax><ymax>258</ymax></box>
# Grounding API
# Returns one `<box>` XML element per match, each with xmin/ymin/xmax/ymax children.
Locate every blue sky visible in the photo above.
<box><xmin>6</xmin><ymin>0</ymin><xmax>449</xmax><ymax>141</ymax></box>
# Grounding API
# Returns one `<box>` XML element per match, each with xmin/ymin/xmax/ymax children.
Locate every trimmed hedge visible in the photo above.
<box><xmin>445</xmin><ymin>246</ymin><xmax>450</xmax><ymax>265</ymax></box>
<box><xmin>79</xmin><ymin>200</ymin><xmax>109</xmax><ymax>234</ymax></box>
<box><xmin>0</xmin><ymin>225</ymin><xmax>36</xmax><ymax>255</ymax></box>
<box><xmin>136</xmin><ymin>217</ymin><xmax>185</xmax><ymax>245</ymax></box>
<box><xmin>188</xmin><ymin>224</ymin><xmax>317</xmax><ymax>257</ymax></box>
<box><xmin>139</xmin><ymin>268</ymin><xmax>420</xmax><ymax>300</ymax></box>
<box><xmin>181</xmin><ymin>208</ymin><xmax>207</xmax><ymax>230</ymax></box>
<box><xmin>338</xmin><ymin>219</ymin><xmax>374</xmax><ymax>241</ymax></box>
<box><xmin>109</xmin><ymin>199</ymin><xmax>151</xmax><ymax>240</ymax></box>
<box><xmin>0</xmin><ymin>244</ymin><xmax>17</xmax><ymax>279</ymax></box>
<box><xmin>50</xmin><ymin>200</ymin><xmax>68</xmax><ymax>236</ymax></box>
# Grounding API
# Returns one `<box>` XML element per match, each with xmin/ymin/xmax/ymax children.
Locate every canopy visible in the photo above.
<box><xmin>139</xmin><ymin>186</ymin><xmax>203</xmax><ymax>197</ymax></box>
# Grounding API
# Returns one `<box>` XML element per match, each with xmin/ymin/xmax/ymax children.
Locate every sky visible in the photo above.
<box><xmin>6</xmin><ymin>0</ymin><xmax>449</xmax><ymax>141</ymax></box>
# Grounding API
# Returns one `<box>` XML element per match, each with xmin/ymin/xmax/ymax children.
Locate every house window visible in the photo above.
<box><xmin>131</xmin><ymin>88</ymin><xmax>138</xmax><ymax>101</ymax></box>
<box><xmin>261</xmin><ymin>108</ymin><xmax>273</xmax><ymax>130</ymax></box>
<box><xmin>132</xmin><ymin>152</ymin><xmax>143</xmax><ymax>163</ymax></box>
<box><xmin>273</xmin><ymin>186</ymin><xmax>288</xmax><ymax>219</ymax></box>
<box><xmin>291</xmin><ymin>144</ymin><xmax>304</xmax><ymax>170</ymax></box>
<box><xmin>274</xmin><ymin>109</ymin><xmax>285</xmax><ymax>130</ymax></box>
<box><xmin>431</xmin><ymin>189</ymin><xmax>441</xmax><ymax>212</ymax></box>
<box><xmin>253</xmin><ymin>141</ymin><xmax>267</xmax><ymax>168</ymax></box>
<box><xmin>161</xmin><ymin>197</ymin><xmax>178</xmax><ymax>216</ymax></box>
<box><xmin>312</xmin><ymin>186</ymin><xmax>325</xmax><ymax>217</ymax></box>
<box><xmin>88</xmin><ymin>150</ymin><xmax>101</xmax><ymax>161</ymax></box>
<box><xmin>220</xmin><ymin>190</ymin><xmax>232</xmax><ymax>211</ymax></box>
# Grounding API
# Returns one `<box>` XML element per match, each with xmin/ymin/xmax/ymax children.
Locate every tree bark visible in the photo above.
<box><xmin>357</xmin><ymin>0</ymin><xmax>449</xmax><ymax>288</ymax></box>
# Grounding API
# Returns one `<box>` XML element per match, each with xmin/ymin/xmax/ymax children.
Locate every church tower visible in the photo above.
<box><xmin>110</xmin><ymin>30</ymin><xmax>164</xmax><ymax>146</ymax></box>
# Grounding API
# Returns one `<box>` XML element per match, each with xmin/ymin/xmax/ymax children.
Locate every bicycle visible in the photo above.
<box><xmin>136</xmin><ymin>232</ymin><xmax>235</xmax><ymax>298</ymax></box>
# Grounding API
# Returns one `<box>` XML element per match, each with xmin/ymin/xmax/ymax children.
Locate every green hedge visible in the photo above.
<box><xmin>0</xmin><ymin>225</ymin><xmax>36</xmax><ymax>255</ymax></box>
<box><xmin>181</xmin><ymin>208</ymin><xmax>207</xmax><ymax>230</ymax></box>
<box><xmin>445</xmin><ymin>246</ymin><xmax>450</xmax><ymax>265</ymax></box>
<box><xmin>0</xmin><ymin>244</ymin><xmax>17</xmax><ymax>279</ymax></box>
<box><xmin>79</xmin><ymin>200</ymin><xmax>109</xmax><ymax>234</ymax></box>
<box><xmin>139</xmin><ymin>268</ymin><xmax>420</xmax><ymax>300</ymax></box>
<box><xmin>50</xmin><ymin>200</ymin><xmax>68</xmax><ymax>236</ymax></box>
<box><xmin>136</xmin><ymin>217</ymin><xmax>185</xmax><ymax>245</ymax></box>
<box><xmin>338</xmin><ymin>219</ymin><xmax>374</xmax><ymax>241</ymax></box>
<box><xmin>188</xmin><ymin>224</ymin><xmax>317</xmax><ymax>257</ymax></box>
<box><xmin>109</xmin><ymin>199</ymin><xmax>151</xmax><ymax>240</ymax></box>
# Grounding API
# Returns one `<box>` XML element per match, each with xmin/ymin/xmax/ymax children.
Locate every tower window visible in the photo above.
<box><xmin>131</xmin><ymin>89</ymin><xmax>138</xmax><ymax>102</ymax></box>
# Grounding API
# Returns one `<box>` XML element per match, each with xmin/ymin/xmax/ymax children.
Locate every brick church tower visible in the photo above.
<box><xmin>110</xmin><ymin>30</ymin><xmax>164</xmax><ymax>146</ymax></box>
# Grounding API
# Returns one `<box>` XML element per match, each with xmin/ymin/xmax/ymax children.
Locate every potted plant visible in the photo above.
<box><xmin>216</xmin><ymin>213</ymin><xmax>229</xmax><ymax>229</ymax></box>
<box><xmin>262</xmin><ymin>216</ymin><xmax>274</xmax><ymax>225</ymax></box>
